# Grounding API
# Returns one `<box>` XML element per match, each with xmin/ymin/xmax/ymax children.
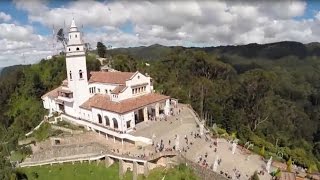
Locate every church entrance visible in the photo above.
<box><xmin>134</xmin><ymin>109</ymin><xmax>144</xmax><ymax>125</ymax></box>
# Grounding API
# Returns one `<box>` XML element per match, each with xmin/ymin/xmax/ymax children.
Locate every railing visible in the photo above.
<box><xmin>19</xmin><ymin>153</ymin><xmax>105</xmax><ymax>167</ymax></box>
<box><xmin>147</xmin><ymin>151</ymin><xmax>178</xmax><ymax>161</ymax></box>
<box><xmin>19</xmin><ymin>147</ymin><xmax>180</xmax><ymax>168</ymax></box>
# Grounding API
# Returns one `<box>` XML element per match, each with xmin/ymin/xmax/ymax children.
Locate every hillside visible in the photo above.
<box><xmin>2</xmin><ymin>41</ymin><xmax>320</xmax><ymax>178</ymax></box>
<box><xmin>0</xmin><ymin>55</ymin><xmax>101</xmax><ymax>179</ymax></box>
<box><xmin>108</xmin><ymin>42</ymin><xmax>320</xmax><ymax>171</ymax></box>
<box><xmin>108</xmin><ymin>41</ymin><xmax>320</xmax><ymax>61</ymax></box>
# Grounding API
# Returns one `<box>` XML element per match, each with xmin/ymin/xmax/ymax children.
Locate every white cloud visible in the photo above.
<box><xmin>2</xmin><ymin>0</ymin><xmax>320</xmax><ymax>67</ymax></box>
<box><xmin>0</xmin><ymin>12</ymin><xmax>12</xmax><ymax>22</ymax></box>
<box><xmin>0</xmin><ymin>23</ymin><xmax>52</xmax><ymax>67</ymax></box>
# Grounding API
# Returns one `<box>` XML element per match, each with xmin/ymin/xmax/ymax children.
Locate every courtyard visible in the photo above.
<box><xmin>22</xmin><ymin>103</ymin><xmax>274</xmax><ymax>180</ymax></box>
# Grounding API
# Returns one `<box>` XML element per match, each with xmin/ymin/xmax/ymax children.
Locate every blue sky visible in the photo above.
<box><xmin>1</xmin><ymin>0</ymin><xmax>320</xmax><ymax>67</ymax></box>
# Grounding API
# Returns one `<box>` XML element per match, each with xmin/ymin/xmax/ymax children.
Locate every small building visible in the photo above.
<box><xmin>41</xmin><ymin>19</ymin><xmax>171</xmax><ymax>145</ymax></box>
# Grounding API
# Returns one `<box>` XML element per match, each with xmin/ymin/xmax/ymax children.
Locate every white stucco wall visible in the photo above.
<box><xmin>121</xmin><ymin>111</ymin><xmax>135</xmax><ymax>132</ymax></box>
<box><xmin>79</xmin><ymin>108</ymin><xmax>92</xmax><ymax>121</ymax></box>
<box><xmin>116</xmin><ymin>72</ymin><xmax>152</xmax><ymax>101</ymax></box>
<box><xmin>92</xmin><ymin>108</ymin><xmax>124</xmax><ymax>131</ymax></box>
<box><xmin>88</xmin><ymin>83</ymin><xmax>118</xmax><ymax>95</ymax></box>
<box><xmin>64</xmin><ymin>101</ymin><xmax>76</xmax><ymax>117</ymax></box>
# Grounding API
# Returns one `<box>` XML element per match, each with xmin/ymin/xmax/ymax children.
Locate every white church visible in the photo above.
<box><xmin>42</xmin><ymin>19</ymin><xmax>171</xmax><ymax>144</ymax></box>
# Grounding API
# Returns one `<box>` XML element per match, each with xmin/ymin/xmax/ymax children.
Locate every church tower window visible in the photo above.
<box><xmin>69</xmin><ymin>71</ymin><xmax>72</xmax><ymax>80</ymax></box>
<box><xmin>68</xmin><ymin>48</ymin><xmax>70</xmax><ymax>51</ymax></box>
<box><xmin>79</xmin><ymin>70</ymin><xmax>83</xmax><ymax>79</ymax></box>
<box><xmin>76</xmin><ymin>47</ymin><xmax>80</xmax><ymax>51</ymax></box>
<box><xmin>75</xmin><ymin>34</ymin><xmax>77</xmax><ymax>38</ymax></box>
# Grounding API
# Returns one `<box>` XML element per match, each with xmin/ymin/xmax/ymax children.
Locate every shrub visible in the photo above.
<box><xmin>31</xmin><ymin>172</ymin><xmax>38</xmax><ymax>179</ymax></box>
<box><xmin>287</xmin><ymin>157</ymin><xmax>292</xmax><ymax>172</ymax></box>
<box><xmin>260</xmin><ymin>146</ymin><xmax>265</xmax><ymax>158</ymax></box>
<box><xmin>250</xmin><ymin>171</ymin><xmax>259</xmax><ymax>180</ymax></box>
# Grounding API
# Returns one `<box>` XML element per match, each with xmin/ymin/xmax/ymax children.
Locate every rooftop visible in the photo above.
<box><xmin>111</xmin><ymin>85</ymin><xmax>126</xmax><ymax>94</ymax></box>
<box><xmin>80</xmin><ymin>93</ymin><xmax>169</xmax><ymax>114</ymax></box>
<box><xmin>41</xmin><ymin>86</ymin><xmax>61</xmax><ymax>99</ymax></box>
<box><xmin>89</xmin><ymin>71</ymin><xmax>135</xmax><ymax>84</ymax></box>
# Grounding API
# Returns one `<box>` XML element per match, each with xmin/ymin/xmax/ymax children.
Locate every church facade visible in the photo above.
<box><xmin>42</xmin><ymin>19</ymin><xmax>171</xmax><ymax>144</ymax></box>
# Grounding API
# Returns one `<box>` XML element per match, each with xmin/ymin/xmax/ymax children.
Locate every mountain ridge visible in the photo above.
<box><xmin>108</xmin><ymin>41</ymin><xmax>320</xmax><ymax>61</ymax></box>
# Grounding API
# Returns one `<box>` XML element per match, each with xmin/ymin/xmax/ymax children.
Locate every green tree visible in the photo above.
<box><xmin>286</xmin><ymin>157</ymin><xmax>292</xmax><ymax>172</ymax></box>
<box><xmin>97</xmin><ymin>42</ymin><xmax>106</xmax><ymax>58</ymax></box>
<box><xmin>260</xmin><ymin>146</ymin><xmax>265</xmax><ymax>157</ymax></box>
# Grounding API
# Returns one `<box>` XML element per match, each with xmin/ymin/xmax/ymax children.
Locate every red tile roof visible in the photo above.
<box><xmin>89</xmin><ymin>71</ymin><xmax>135</xmax><ymax>84</ymax></box>
<box><xmin>41</xmin><ymin>86</ymin><xmax>61</xmax><ymax>99</ymax></box>
<box><xmin>111</xmin><ymin>85</ymin><xmax>126</xmax><ymax>94</ymax></box>
<box><xmin>41</xmin><ymin>86</ymin><xmax>73</xmax><ymax>99</ymax></box>
<box><xmin>80</xmin><ymin>93</ymin><xmax>169</xmax><ymax>114</ymax></box>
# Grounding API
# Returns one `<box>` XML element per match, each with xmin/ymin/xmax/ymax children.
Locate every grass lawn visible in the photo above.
<box><xmin>20</xmin><ymin>162</ymin><xmax>198</xmax><ymax>180</ymax></box>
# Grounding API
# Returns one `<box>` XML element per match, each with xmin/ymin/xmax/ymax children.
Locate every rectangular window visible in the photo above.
<box><xmin>98</xmin><ymin>88</ymin><xmax>100</xmax><ymax>93</ymax></box>
<box><xmin>127</xmin><ymin>121</ymin><xmax>131</xmax><ymax>128</ymax></box>
<box><xmin>132</xmin><ymin>89</ymin><xmax>134</xmax><ymax>94</ymax></box>
<box><xmin>144</xmin><ymin>86</ymin><xmax>146</xmax><ymax>91</ymax></box>
<box><xmin>105</xmin><ymin>89</ymin><xmax>108</xmax><ymax>94</ymax></box>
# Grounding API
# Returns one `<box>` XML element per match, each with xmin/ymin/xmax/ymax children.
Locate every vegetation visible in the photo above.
<box><xmin>250</xmin><ymin>171</ymin><xmax>259</xmax><ymax>180</ymax></box>
<box><xmin>97</xmin><ymin>42</ymin><xmax>107</xmax><ymax>58</ymax></box>
<box><xmin>287</xmin><ymin>157</ymin><xmax>293</xmax><ymax>172</ymax></box>
<box><xmin>2</xmin><ymin>40</ymin><xmax>320</xmax><ymax>177</ymax></box>
<box><xmin>260</xmin><ymin>146</ymin><xmax>265</xmax><ymax>158</ymax></box>
<box><xmin>0</xmin><ymin>54</ymin><xmax>100</xmax><ymax>178</ymax></box>
<box><xmin>108</xmin><ymin>41</ymin><xmax>320</xmax><ymax>170</ymax></box>
<box><xmin>19</xmin><ymin>162</ymin><xmax>198</xmax><ymax>180</ymax></box>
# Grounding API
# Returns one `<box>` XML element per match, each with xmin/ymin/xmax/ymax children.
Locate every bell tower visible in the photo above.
<box><xmin>65</xmin><ymin>18</ymin><xmax>89</xmax><ymax>114</ymax></box>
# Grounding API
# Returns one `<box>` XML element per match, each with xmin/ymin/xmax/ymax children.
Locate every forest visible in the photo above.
<box><xmin>0</xmin><ymin>54</ymin><xmax>100</xmax><ymax>179</ymax></box>
<box><xmin>1</xmin><ymin>41</ymin><xmax>320</xmax><ymax>178</ymax></box>
<box><xmin>108</xmin><ymin>41</ymin><xmax>320</xmax><ymax>171</ymax></box>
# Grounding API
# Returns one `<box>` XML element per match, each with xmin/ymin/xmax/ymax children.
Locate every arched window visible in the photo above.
<box><xmin>79</xmin><ymin>70</ymin><xmax>83</xmax><ymax>79</ymax></box>
<box><xmin>76</xmin><ymin>47</ymin><xmax>80</xmax><ymax>51</ymax></box>
<box><xmin>98</xmin><ymin>114</ymin><xmax>102</xmax><ymax>124</ymax></box>
<box><xmin>68</xmin><ymin>48</ymin><xmax>71</xmax><ymax>51</ymax></box>
<box><xmin>112</xmin><ymin>118</ymin><xmax>118</xmax><ymax>129</ymax></box>
<box><xmin>105</xmin><ymin>116</ymin><xmax>110</xmax><ymax>126</ymax></box>
<box><xmin>69</xmin><ymin>71</ymin><xmax>72</xmax><ymax>80</ymax></box>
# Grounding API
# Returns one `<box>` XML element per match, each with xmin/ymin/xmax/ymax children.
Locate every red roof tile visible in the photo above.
<box><xmin>89</xmin><ymin>71</ymin><xmax>135</xmax><ymax>84</ymax></box>
<box><xmin>80</xmin><ymin>93</ymin><xmax>170</xmax><ymax>114</ymax></box>
<box><xmin>111</xmin><ymin>85</ymin><xmax>126</xmax><ymax>94</ymax></box>
<box><xmin>41</xmin><ymin>86</ymin><xmax>61</xmax><ymax>99</ymax></box>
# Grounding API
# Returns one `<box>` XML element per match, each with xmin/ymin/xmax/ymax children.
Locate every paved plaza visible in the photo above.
<box><xmin>26</xmin><ymin>103</ymin><xmax>273</xmax><ymax>179</ymax></box>
<box><xmin>129</xmin><ymin>104</ymin><xmax>273</xmax><ymax>180</ymax></box>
